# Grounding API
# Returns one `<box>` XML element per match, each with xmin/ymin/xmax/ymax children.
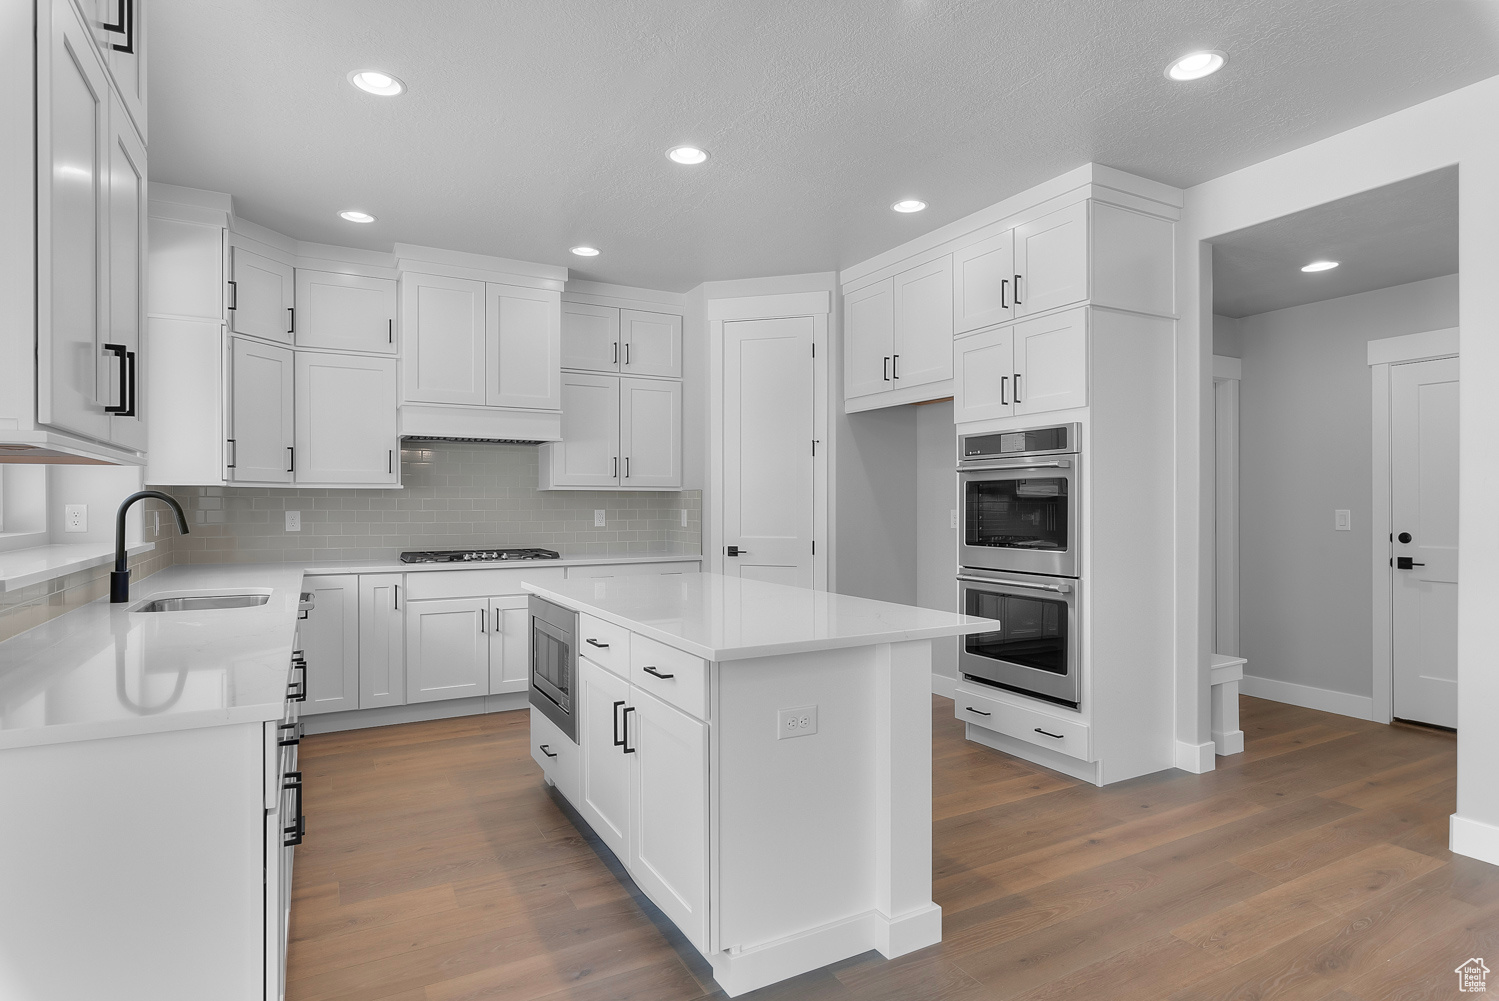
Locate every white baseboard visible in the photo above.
<box><xmin>1451</xmin><ymin>813</ymin><xmax>1499</xmax><ymax>866</ymax></box>
<box><xmin>1239</xmin><ymin>674</ymin><xmax>1377</xmax><ymax>722</ymax></box>
<box><xmin>301</xmin><ymin>692</ymin><xmax>530</xmax><ymax>734</ymax></box>
<box><xmin>930</xmin><ymin>672</ymin><xmax>957</xmax><ymax>699</ymax></box>
<box><xmin>1175</xmin><ymin>740</ymin><xmax>1216</xmax><ymax>773</ymax></box>
<box><xmin>1212</xmin><ymin>729</ymin><xmax>1245</xmax><ymax>756</ymax></box>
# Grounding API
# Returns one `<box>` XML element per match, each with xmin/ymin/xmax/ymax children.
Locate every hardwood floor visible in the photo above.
<box><xmin>287</xmin><ymin>695</ymin><xmax>1491</xmax><ymax>1001</ymax></box>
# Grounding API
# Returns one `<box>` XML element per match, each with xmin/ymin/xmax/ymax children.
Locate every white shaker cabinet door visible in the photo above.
<box><xmin>487</xmin><ymin>283</ymin><xmax>562</xmax><ymax>411</ymax></box>
<box><xmin>561</xmin><ymin>301</ymin><xmax>620</xmax><ymax>372</ymax></box>
<box><xmin>891</xmin><ymin>255</ymin><xmax>953</xmax><ymax>389</ymax></box>
<box><xmin>620</xmin><ymin>309</ymin><xmax>682</xmax><ymax>379</ymax></box>
<box><xmin>952</xmin><ymin>230</ymin><xmax>1015</xmax><ymax>334</ymax></box>
<box><xmin>843</xmin><ymin>278</ymin><xmax>895</xmax><ymax>401</ymax></box>
<box><xmin>630</xmin><ymin>687</ymin><xmax>709</xmax><ymax>954</ymax></box>
<box><xmin>227</xmin><ymin>336</ymin><xmax>293</xmax><ymax>483</ymax></box>
<box><xmin>953</xmin><ymin>325</ymin><xmax>1015</xmax><ymax>424</ymax></box>
<box><xmin>359</xmin><ymin>574</ymin><xmax>406</xmax><ymax>709</ymax></box>
<box><xmin>294</xmin><ymin>271</ymin><xmax>397</xmax><ymax>354</ymax></box>
<box><xmin>401</xmin><ymin>273</ymin><xmax>486</xmax><ymax>405</ymax></box>
<box><xmin>546</xmin><ymin>374</ymin><xmax>621</xmax><ymax>487</ymax></box>
<box><xmin>487</xmin><ymin>596</ymin><xmax>531</xmax><ymax>695</ymax></box>
<box><xmin>294</xmin><ymin>351</ymin><xmax>398</xmax><ymax>484</ymax></box>
<box><xmin>105</xmin><ymin>89</ymin><xmax>147</xmax><ymax>450</ymax></box>
<box><xmin>405</xmin><ymin>598</ymin><xmax>490</xmax><ymax>703</ymax></box>
<box><xmin>227</xmin><ymin>244</ymin><xmax>294</xmax><ymax>343</ymax></box>
<box><xmin>578</xmin><ymin>658</ymin><xmax>632</xmax><ymax>863</ymax></box>
<box><xmin>299</xmin><ymin>575</ymin><xmax>360</xmax><ymax>716</ymax></box>
<box><xmin>1013</xmin><ymin>307</ymin><xmax>1088</xmax><ymax>416</ymax></box>
<box><xmin>1014</xmin><ymin>201</ymin><xmax>1088</xmax><ymax>318</ymax></box>
<box><xmin>619</xmin><ymin>377</ymin><xmax>681</xmax><ymax>489</ymax></box>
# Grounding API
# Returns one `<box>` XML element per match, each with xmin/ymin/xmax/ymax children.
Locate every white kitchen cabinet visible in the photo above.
<box><xmin>630</xmin><ymin>686</ymin><xmax>709</xmax><ymax>954</ymax></box>
<box><xmin>294</xmin><ymin>270</ymin><xmax>396</xmax><ymax>354</ymax></box>
<box><xmin>1013</xmin><ymin>201</ymin><xmax>1088</xmax><ymax>317</ymax></box>
<box><xmin>953</xmin><ymin>324</ymin><xmax>1016</xmax><ymax>424</ymax></box>
<box><xmin>530</xmin><ymin>706</ymin><xmax>581</xmax><ymax>806</ymax></box>
<box><xmin>82</xmin><ymin>0</ymin><xmax>146</xmax><ymax>141</ymax></box>
<box><xmin>891</xmin><ymin>256</ymin><xmax>953</xmax><ymax>388</ymax></box>
<box><xmin>103</xmin><ymin>87</ymin><xmax>147</xmax><ymax>450</ymax></box>
<box><xmin>300</xmin><ymin>574</ymin><xmax>360</xmax><ymax>715</ymax></box>
<box><xmin>228</xmin><ymin>335</ymin><xmax>293</xmax><ymax>483</ymax></box>
<box><xmin>487</xmin><ymin>595</ymin><xmax>531</xmax><ymax>695</ymax></box>
<box><xmin>358</xmin><ymin>574</ymin><xmax>405</xmax><ymax>709</ymax></box>
<box><xmin>227</xmin><ymin>242</ymin><xmax>294</xmax><ymax>343</ymax></box>
<box><xmin>405</xmin><ymin>597</ymin><xmax>490</xmax><ymax>703</ymax></box>
<box><xmin>953</xmin><ymin>308</ymin><xmax>1088</xmax><ymax>423</ymax></box>
<box><xmin>621</xmin><ymin>309</ymin><xmax>683</xmax><ymax>378</ymax></box>
<box><xmin>487</xmin><ymin>283</ymin><xmax>562</xmax><ymax>410</ymax></box>
<box><xmin>401</xmin><ymin>272</ymin><xmax>486</xmax><ymax>405</ymax></box>
<box><xmin>952</xmin><ymin>231</ymin><xmax>1015</xmax><ymax>334</ymax></box>
<box><xmin>843</xmin><ymin>279</ymin><xmax>895</xmax><ymax>400</ymax></box>
<box><xmin>620</xmin><ymin>377</ymin><xmax>682</xmax><ymax>488</ymax></box>
<box><xmin>561</xmin><ymin>301</ymin><xmax>621</xmax><ymax>371</ymax></box>
<box><xmin>294</xmin><ymin>351</ymin><xmax>398</xmax><ymax>484</ymax></box>
<box><xmin>578</xmin><ymin>657</ymin><xmax>633</xmax><ymax>862</ymax></box>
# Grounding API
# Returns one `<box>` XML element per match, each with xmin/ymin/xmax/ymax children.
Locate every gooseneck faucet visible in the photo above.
<box><xmin>112</xmin><ymin>490</ymin><xmax>190</xmax><ymax>603</ymax></box>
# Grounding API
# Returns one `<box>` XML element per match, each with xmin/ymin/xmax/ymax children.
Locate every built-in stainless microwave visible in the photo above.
<box><xmin>529</xmin><ymin>596</ymin><xmax>578</xmax><ymax>743</ymax></box>
<box><xmin>958</xmin><ymin>423</ymin><xmax>1080</xmax><ymax>579</ymax></box>
<box><xmin>957</xmin><ymin>568</ymin><xmax>1081</xmax><ymax>708</ymax></box>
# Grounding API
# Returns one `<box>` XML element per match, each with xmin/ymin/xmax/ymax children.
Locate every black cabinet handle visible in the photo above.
<box><xmin>288</xmin><ymin>662</ymin><xmax>306</xmax><ymax>702</ymax></box>
<box><xmin>278</xmin><ymin>721</ymin><xmax>301</xmax><ymax>747</ymax></box>
<box><xmin>1001</xmin><ymin>277</ymin><xmax>1009</xmax><ymax>310</ymax></box>
<box><xmin>226</xmin><ymin>438</ymin><xmax>237</xmax><ymax>469</ymax></box>
<box><xmin>965</xmin><ymin>706</ymin><xmax>992</xmax><ymax>716</ymax></box>
<box><xmin>288</xmin><ymin>307</ymin><xmax>295</xmax><ymax>335</ymax></box>
<box><xmin>1014</xmin><ymin>275</ymin><xmax>1023</xmax><ymax>305</ymax></box>
<box><xmin>1034</xmin><ymin>728</ymin><xmax>1064</xmax><ymax>739</ymax></box>
<box><xmin>124</xmin><ymin>349</ymin><xmax>137</xmax><ymax>417</ymax></box>
<box><xmin>388</xmin><ymin>319</ymin><xmax>393</xmax><ymax>344</ymax></box>
<box><xmin>612</xmin><ymin>699</ymin><xmax>626</xmax><ymax>747</ymax></box>
<box><xmin>586</xmin><ymin>638</ymin><xmax>610</xmax><ymax>649</ymax></box>
<box><xmin>621</xmin><ymin>705</ymin><xmax>636</xmax><ymax>753</ymax></box>
<box><xmin>883</xmin><ymin>356</ymin><xmax>891</xmax><ymax>381</ymax></box>
<box><xmin>613</xmin><ymin>342</ymin><xmax>619</xmax><ymax>365</ymax></box>
<box><xmin>393</xmin><ymin>584</ymin><xmax>399</xmax><ymax>611</ymax></box>
<box><xmin>538</xmin><ymin>743</ymin><xmax>557</xmax><ymax>759</ymax></box>
<box><xmin>1014</xmin><ymin>374</ymin><xmax>1022</xmax><ymax>403</ymax></box>
<box><xmin>103</xmin><ymin>343</ymin><xmax>129</xmax><ymax>413</ymax></box>
<box><xmin>103</xmin><ymin>0</ymin><xmax>135</xmax><ymax>53</ymax></box>
<box><xmin>612</xmin><ymin>456</ymin><xmax>618</xmax><ymax>478</ymax></box>
<box><xmin>893</xmin><ymin>354</ymin><xmax>900</xmax><ymax>380</ymax></box>
<box><xmin>625</xmin><ymin>342</ymin><xmax>631</xmax><ymax>366</ymax></box>
<box><xmin>227</xmin><ymin>279</ymin><xmax>237</xmax><ymax>311</ymax></box>
<box><xmin>642</xmin><ymin>666</ymin><xmax>675</xmax><ymax>680</ymax></box>
<box><xmin>286</xmin><ymin>446</ymin><xmax>295</xmax><ymax>473</ymax></box>
<box><xmin>1000</xmin><ymin>375</ymin><xmax>1009</xmax><ymax>406</ymax></box>
<box><xmin>282</xmin><ymin>772</ymin><xmax>304</xmax><ymax>847</ymax></box>
<box><xmin>625</xmin><ymin>456</ymin><xmax>630</xmax><ymax>479</ymax></box>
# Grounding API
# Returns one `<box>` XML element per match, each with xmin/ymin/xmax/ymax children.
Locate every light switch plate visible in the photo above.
<box><xmin>950</xmin><ymin>509</ymin><xmax>958</xmax><ymax>530</ymax></box>
<box><xmin>594</xmin><ymin>510</ymin><xmax>606</xmax><ymax>527</ymax></box>
<box><xmin>64</xmin><ymin>504</ymin><xmax>86</xmax><ymax>533</ymax></box>
<box><xmin>285</xmin><ymin>511</ymin><xmax>302</xmax><ymax>532</ymax></box>
<box><xmin>777</xmin><ymin>705</ymin><xmax>818</xmax><ymax>739</ymax></box>
<box><xmin>1334</xmin><ymin>509</ymin><xmax>1351</xmax><ymax>531</ymax></box>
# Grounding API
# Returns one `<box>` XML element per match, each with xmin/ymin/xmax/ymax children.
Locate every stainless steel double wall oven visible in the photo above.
<box><xmin>957</xmin><ymin>423</ymin><xmax>1082</xmax><ymax>708</ymax></box>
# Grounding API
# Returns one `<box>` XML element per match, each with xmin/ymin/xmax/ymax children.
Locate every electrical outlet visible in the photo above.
<box><xmin>285</xmin><ymin>511</ymin><xmax>302</xmax><ymax>532</ymax></box>
<box><xmin>1334</xmin><ymin>509</ymin><xmax>1351</xmax><ymax>531</ymax></box>
<box><xmin>950</xmin><ymin>509</ymin><xmax>958</xmax><ymax>530</ymax></box>
<box><xmin>64</xmin><ymin>504</ymin><xmax>86</xmax><ymax>533</ymax></box>
<box><xmin>777</xmin><ymin>705</ymin><xmax>819</xmax><ymax>740</ymax></box>
<box><xmin>594</xmin><ymin>509</ymin><xmax>606</xmax><ymax>527</ymax></box>
<box><xmin>153</xmin><ymin>510</ymin><xmax>160</xmax><ymax>535</ymax></box>
<box><xmin>681</xmin><ymin>509</ymin><xmax>688</xmax><ymax>528</ymax></box>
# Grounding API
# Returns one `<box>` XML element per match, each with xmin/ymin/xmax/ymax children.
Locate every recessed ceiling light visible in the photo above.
<box><xmin>1301</xmin><ymin>260</ymin><xmax>1340</xmax><ymax>273</ymax></box>
<box><xmin>570</xmin><ymin>246</ymin><xmax>601</xmax><ymax>257</ymax></box>
<box><xmin>667</xmin><ymin>146</ymin><xmax>709</xmax><ymax>165</ymax></box>
<box><xmin>1165</xmin><ymin>50</ymin><xmax>1226</xmax><ymax>81</ymax></box>
<box><xmin>348</xmin><ymin>69</ymin><xmax>405</xmax><ymax>97</ymax></box>
<box><xmin>892</xmin><ymin>199</ymin><xmax>927</xmax><ymax>213</ymax></box>
<box><xmin>339</xmin><ymin>210</ymin><xmax>376</xmax><ymax>223</ymax></box>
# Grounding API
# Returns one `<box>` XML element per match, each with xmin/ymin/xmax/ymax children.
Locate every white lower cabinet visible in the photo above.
<box><xmin>578</xmin><ymin>657</ymin><xmax>633</xmax><ymax>861</ymax></box>
<box><xmin>530</xmin><ymin>706</ymin><xmax>580</xmax><ymax>804</ymax></box>
<box><xmin>358</xmin><ymin>574</ymin><xmax>405</xmax><ymax>709</ymax></box>
<box><xmin>488</xmin><ymin>595</ymin><xmax>531</xmax><ymax>695</ymax></box>
<box><xmin>299</xmin><ymin>574</ymin><xmax>360</xmax><ymax>715</ymax></box>
<box><xmin>405</xmin><ymin>597</ymin><xmax>490</xmax><ymax>703</ymax></box>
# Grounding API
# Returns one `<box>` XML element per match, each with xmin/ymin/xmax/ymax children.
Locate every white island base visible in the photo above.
<box><xmin>523</xmin><ymin>573</ymin><xmax>988</xmax><ymax>997</ymax></box>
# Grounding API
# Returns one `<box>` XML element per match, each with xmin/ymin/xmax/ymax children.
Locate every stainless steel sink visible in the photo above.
<box><xmin>135</xmin><ymin>594</ymin><xmax>270</xmax><ymax>612</ymax></box>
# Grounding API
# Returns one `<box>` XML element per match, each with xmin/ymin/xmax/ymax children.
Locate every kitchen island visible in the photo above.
<box><xmin>522</xmin><ymin>572</ymin><xmax>991</xmax><ymax>997</ymax></box>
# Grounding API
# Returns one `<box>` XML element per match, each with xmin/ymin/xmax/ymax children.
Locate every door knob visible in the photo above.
<box><xmin>1396</xmin><ymin>557</ymin><xmax>1426</xmax><ymax>570</ymax></box>
<box><xmin>726</xmin><ymin>546</ymin><xmax>749</xmax><ymax>557</ymax></box>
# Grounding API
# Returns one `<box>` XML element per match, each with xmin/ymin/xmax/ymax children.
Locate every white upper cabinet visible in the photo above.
<box><xmin>1012</xmin><ymin>307</ymin><xmax>1088</xmax><ymax>416</ymax></box>
<box><xmin>621</xmin><ymin>309</ymin><xmax>682</xmax><ymax>378</ymax></box>
<box><xmin>620</xmin><ymin>377</ymin><xmax>682</xmax><ymax>488</ymax></box>
<box><xmin>294</xmin><ymin>351</ymin><xmax>398</xmax><ymax>484</ymax></box>
<box><xmin>953</xmin><ymin>324</ymin><xmax>1016</xmax><ymax>424</ymax></box>
<box><xmin>543</xmin><ymin>374</ymin><xmax>621</xmax><ymax>488</ymax></box>
<box><xmin>294</xmin><ymin>270</ymin><xmax>396</xmax><ymax>354</ymax></box>
<box><xmin>561</xmin><ymin>301</ymin><xmax>620</xmax><ymax>371</ymax></box>
<box><xmin>104</xmin><ymin>87</ymin><xmax>147</xmax><ymax>450</ymax></box>
<box><xmin>843</xmin><ymin>279</ymin><xmax>895</xmax><ymax>400</ymax></box>
<box><xmin>227</xmin><ymin>335</ymin><xmax>293</xmax><ymax>483</ymax></box>
<box><xmin>1013</xmin><ymin>201</ymin><xmax>1088</xmax><ymax>317</ymax></box>
<box><xmin>952</xmin><ymin>231</ymin><xmax>1015</xmax><ymax>334</ymax></box>
<box><xmin>487</xmin><ymin>283</ymin><xmax>561</xmax><ymax>410</ymax></box>
<box><xmin>227</xmin><ymin>243</ymin><xmax>294</xmax><ymax>343</ymax></box>
<box><xmin>85</xmin><ymin>0</ymin><xmax>146</xmax><ymax>141</ymax></box>
<box><xmin>891</xmin><ymin>256</ymin><xmax>953</xmax><ymax>389</ymax></box>
<box><xmin>400</xmin><ymin>273</ymin><xmax>486</xmax><ymax>405</ymax></box>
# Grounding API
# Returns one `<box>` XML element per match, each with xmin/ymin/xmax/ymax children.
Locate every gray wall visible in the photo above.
<box><xmin>915</xmin><ymin>401</ymin><xmax>958</xmax><ymax>679</ymax></box>
<box><xmin>834</xmin><ymin>406</ymin><xmax>917</xmax><ymax>604</ymax></box>
<box><xmin>1213</xmin><ymin>314</ymin><xmax>1243</xmax><ymax>358</ymax></box>
<box><xmin>1237</xmin><ymin>274</ymin><xmax>1457</xmax><ymax>698</ymax></box>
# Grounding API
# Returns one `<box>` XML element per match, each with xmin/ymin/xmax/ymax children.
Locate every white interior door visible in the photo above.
<box><xmin>722</xmin><ymin>316</ymin><xmax>815</xmax><ymax>586</ymax></box>
<box><xmin>1391</xmin><ymin>356</ymin><xmax>1459</xmax><ymax>729</ymax></box>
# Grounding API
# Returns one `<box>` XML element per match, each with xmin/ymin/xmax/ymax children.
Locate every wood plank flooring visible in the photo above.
<box><xmin>287</xmin><ymin>695</ymin><xmax>1490</xmax><ymax>1001</ymax></box>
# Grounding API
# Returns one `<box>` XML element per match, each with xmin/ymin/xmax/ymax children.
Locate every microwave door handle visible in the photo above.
<box><xmin>957</xmin><ymin>574</ymin><xmax>1073</xmax><ymax>594</ymax></box>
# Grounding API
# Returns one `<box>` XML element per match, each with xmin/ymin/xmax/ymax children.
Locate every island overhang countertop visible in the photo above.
<box><xmin>522</xmin><ymin>571</ymin><xmax>995</xmax><ymax>662</ymax></box>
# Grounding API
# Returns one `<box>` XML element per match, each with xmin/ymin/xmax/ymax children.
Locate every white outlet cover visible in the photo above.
<box><xmin>594</xmin><ymin>509</ymin><xmax>606</xmax><ymax>527</ymax></box>
<box><xmin>64</xmin><ymin>504</ymin><xmax>87</xmax><ymax>533</ymax></box>
<box><xmin>285</xmin><ymin>510</ymin><xmax>302</xmax><ymax>532</ymax></box>
<box><xmin>777</xmin><ymin>705</ymin><xmax>819</xmax><ymax>740</ymax></box>
<box><xmin>681</xmin><ymin>508</ymin><xmax>688</xmax><ymax>527</ymax></box>
<box><xmin>1334</xmin><ymin>509</ymin><xmax>1351</xmax><ymax>531</ymax></box>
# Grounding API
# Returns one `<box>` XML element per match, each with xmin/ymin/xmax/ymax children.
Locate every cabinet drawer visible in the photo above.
<box><xmin>631</xmin><ymin>634</ymin><xmax>708</xmax><ymax>721</ymax></box>
<box><xmin>578</xmin><ymin>613</ymin><xmax>631</xmax><ymax>677</ymax></box>
<box><xmin>954</xmin><ymin>684</ymin><xmax>1092</xmax><ymax>762</ymax></box>
<box><xmin>530</xmin><ymin>707</ymin><xmax>579</xmax><ymax>805</ymax></box>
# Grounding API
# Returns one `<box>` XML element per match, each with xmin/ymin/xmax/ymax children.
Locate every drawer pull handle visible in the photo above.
<box><xmin>539</xmin><ymin>743</ymin><xmax>558</xmax><ymax>758</ymax></box>
<box><xmin>642</xmin><ymin>666</ymin><xmax>675</xmax><ymax>680</ymax></box>
<box><xmin>612</xmin><ymin>699</ymin><xmax>626</xmax><ymax>747</ymax></box>
<box><xmin>277</xmin><ymin>721</ymin><xmax>301</xmax><ymax>747</ymax></box>
<box><xmin>622</xmin><ymin>706</ymin><xmax>637</xmax><ymax>753</ymax></box>
<box><xmin>1035</xmin><ymin>727</ymin><xmax>1064</xmax><ymax>739</ymax></box>
<box><xmin>965</xmin><ymin>706</ymin><xmax>991</xmax><ymax>716</ymax></box>
<box><xmin>586</xmin><ymin>638</ymin><xmax>610</xmax><ymax>649</ymax></box>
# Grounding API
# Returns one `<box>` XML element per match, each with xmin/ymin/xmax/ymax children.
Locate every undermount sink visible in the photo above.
<box><xmin>135</xmin><ymin>594</ymin><xmax>271</xmax><ymax>612</ymax></box>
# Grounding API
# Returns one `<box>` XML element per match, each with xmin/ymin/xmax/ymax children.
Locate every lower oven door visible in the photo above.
<box><xmin>958</xmin><ymin>571</ymin><xmax>1081</xmax><ymax>708</ymax></box>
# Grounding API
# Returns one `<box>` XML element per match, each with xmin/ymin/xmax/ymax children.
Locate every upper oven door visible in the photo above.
<box><xmin>959</xmin><ymin>456</ymin><xmax>1079</xmax><ymax>577</ymax></box>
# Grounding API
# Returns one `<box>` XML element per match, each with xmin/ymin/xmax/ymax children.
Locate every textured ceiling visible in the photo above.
<box><xmin>1211</xmin><ymin>167</ymin><xmax>1458</xmax><ymax>318</ymax></box>
<box><xmin>148</xmin><ymin>1</ymin><xmax>1499</xmax><ymax>292</ymax></box>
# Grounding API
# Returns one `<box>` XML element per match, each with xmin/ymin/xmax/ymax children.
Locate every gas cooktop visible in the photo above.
<box><xmin>399</xmin><ymin>548</ymin><xmax>562</xmax><ymax>564</ymax></box>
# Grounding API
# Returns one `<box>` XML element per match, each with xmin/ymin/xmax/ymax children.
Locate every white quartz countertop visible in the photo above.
<box><xmin>523</xmin><ymin>572</ymin><xmax>995</xmax><ymax>662</ymax></box>
<box><xmin>300</xmin><ymin>553</ymin><xmax>702</xmax><ymax>575</ymax></box>
<box><xmin>0</xmin><ymin>564</ymin><xmax>305</xmax><ymax>750</ymax></box>
<box><xmin>0</xmin><ymin>542</ymin><xmax>156</xmax><ymax>592</ymax></box>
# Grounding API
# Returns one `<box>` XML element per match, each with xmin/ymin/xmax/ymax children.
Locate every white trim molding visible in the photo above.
<box><xmin>1240</xmin><ymin>674</ymin><xmax>1377</xmax><ymax>722</ymax></box>
<box><xmin>706</xmin><ymin>291</ymin><xmax>831</xmax><ymax>323</ymax></box>
<box><xmin>1451</xmin><ymin>813</ymin><xmax>1499</xmax><ymax>866</ymax></box>
<box><xmin>1366</xmin><ymin>326</ymin><xmax>1458</xmax><ymax>366</ymax></box>
<box><xmin>1175</xmin><ymin>740</ymin><xmax>1216</xmax><ymax>774</ymax></box>
<box><xmin>1211</xmin><ymin>355</ymin><xmax>1242</xmax><ymax>380</ymax></box>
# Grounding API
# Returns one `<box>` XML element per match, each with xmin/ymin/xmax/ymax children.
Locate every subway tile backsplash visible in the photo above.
<box><xmin>165</xmin><ymin>443</ymin><xmax>702</xmax><ymax>564</ymax></box>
